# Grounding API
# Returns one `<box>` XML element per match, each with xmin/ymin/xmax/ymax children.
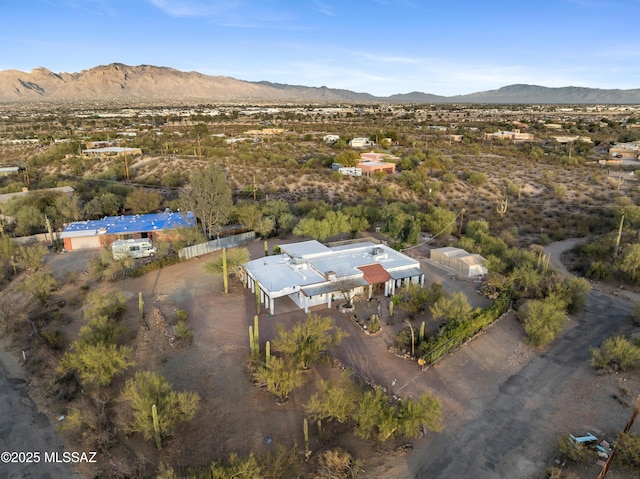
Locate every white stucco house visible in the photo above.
<box><xmin>243</xmin><ymin>240</ymin><xmax>424</xmax><ymax>315</ymax></box>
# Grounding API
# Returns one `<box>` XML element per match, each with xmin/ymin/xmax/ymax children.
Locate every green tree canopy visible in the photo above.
<box><xmin>429</xmin><ymin>291</ymin><xmax>473</xmax><ymax>323</ymax></box>
<box><xmin>180</xmin><ymin>162</ymin><xmax>232</xmax><ymax>238</ymax></box>
<box><xmin>58</xmin><ymin>342</ymin><xmax>134</xmax><ymax>388</ymax></box>
<box><xmin>125</xmin><ymin>188</ymin><xmax>162</xmax><ymax>214</ymax></box>
<box><xmin>252</xmin><ymin>356</ymin><xmax>304</xmax><ymax>402</ymax></box>
<box><xmin>423</xmin><ymin>206</ymin><xmax>457</xmax><ymax>238</ymax></box>
<box><xmin>305</xmin><ymin>373</ymin><xmax>359</xmax><ymax>424</ymax></box>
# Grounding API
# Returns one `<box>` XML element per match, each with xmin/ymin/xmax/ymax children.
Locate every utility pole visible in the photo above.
<box><xmin>253</xmin><ymin>175</ymin><xmax>257</xmax><ymax>201</ymax></box>
<box><xmin>613</xmin><ymin>214</ymin><xmax>624</xmax><ymax>259</ymax></box>
<box><xmin>597</xmin><ymin>395</ymin><xmax>640</xmax><ymax>479</ymax></box>
<box><xmin>123</xmin><ymin>152</ymin><xmax>130</xmax><ymax>183</ymax></box>
<box><xmin>458</xmin><ymin>208</ymin><xmax>465</xmax><ymax>238</ymax></box>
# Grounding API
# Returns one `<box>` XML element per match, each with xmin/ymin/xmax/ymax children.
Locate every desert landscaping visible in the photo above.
<box><xmin>1</xmin><ymin>98</ymin><xmax>640</xmax><ymax>479</ymax></box>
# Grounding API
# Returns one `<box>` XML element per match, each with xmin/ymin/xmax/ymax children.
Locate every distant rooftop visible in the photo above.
<box><xmin>0</xmin><ymin>185</ymin><xmax>74</xmax><ymax>204</ymax></box>
<box><xmin>60</xmin><ymin>211</ymin><xmax>195</xmax><ymax>238</ymax></box>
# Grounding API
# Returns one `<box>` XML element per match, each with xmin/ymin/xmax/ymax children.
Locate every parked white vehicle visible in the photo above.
<box><xmin>111</xmin><ymin>239</ymin><xmax>157</xmax><ymax>259</ymax></box>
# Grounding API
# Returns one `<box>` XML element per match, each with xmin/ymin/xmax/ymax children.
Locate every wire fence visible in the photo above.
<box><xmin>178</xmin><ymin>231</ymin><xmax>255</xmax><ymax>260</ymax></box>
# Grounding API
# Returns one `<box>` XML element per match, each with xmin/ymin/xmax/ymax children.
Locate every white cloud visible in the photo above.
<box><xmin>312</xmin><ymin>0</ymin><xmax>335</xmax><ymax>16</ymax></box>
<box><xmin>147</xmin><ymin>0</ymin><xmax>306</xmax><ymax>29</ymax></box>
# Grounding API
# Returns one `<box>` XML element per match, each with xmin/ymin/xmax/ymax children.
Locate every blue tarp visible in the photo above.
<box><xmin>61</xmin><ymin>212</ymin><xmax>196</xmax><ymax>237</ymax></box>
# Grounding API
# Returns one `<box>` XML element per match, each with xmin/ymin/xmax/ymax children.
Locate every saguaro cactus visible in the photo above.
<box><xmin>152</xmin><ymin>404</ymin><xmax>161</xmax><ymax>449</ymax></box>
<box><xmin>303</xmin><ymin>417</ymin><xmax>309</xmax><ymax>453</ymax></box>
<box><xmin>138</xmin><ymin>292</ymin><xmax>144</xmax><ymax>322</ymax></box>
<box><xmin>265</xmin><ymin>340</ymin><xmax>271</xmax><ymax>367</ymax></box>
<box><xmin>419</xmin><ymin>321</ymin><xmax>425</xmax><ymax>345</ymax></box>
<box><xmin>222</xmin><ymin>247</ymin><xmax>229</xmax><ymax>294</ymax></box>
<box><xmin>249</xmin><ymin>325</ymin><xmax>256</xmax><ymax>357</ymax></box>
<box><xmin>496</xmin><ymin>198</ymin><xmax>508</xmax><ymax>219</ymax></box>
<box><xmin>253</xmin><ymin>315</ymin><xmax>259</xmax><ymax>349</ymax></box>
<box><xmin>255</xmin><ymin>280</ymin><xmax>261</xmax><ymax>314</ymax></box>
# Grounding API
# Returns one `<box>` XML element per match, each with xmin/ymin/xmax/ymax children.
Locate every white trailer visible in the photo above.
<box><xmin>111</xmin><ymin>239</ymin><xmax>157</xmax><ymax>260</ymax></box>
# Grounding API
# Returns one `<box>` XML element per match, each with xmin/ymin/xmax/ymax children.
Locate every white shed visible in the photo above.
<box><xmin>430</xmin><ymin>247</ymin><xmax>488</xmax><ymax>277</ymax></box>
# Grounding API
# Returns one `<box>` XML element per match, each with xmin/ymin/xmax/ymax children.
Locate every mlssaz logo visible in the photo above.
<box><xmin>44</xmin><ymin>451</ymin><xmax>97</xmax><ymax>463</ymax></box>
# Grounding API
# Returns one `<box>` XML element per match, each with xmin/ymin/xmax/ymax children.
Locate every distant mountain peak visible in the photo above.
<box><xmin>1</xmin><ymin>64</ymin><xmax>639</xmax><ymax>104</ymax></box>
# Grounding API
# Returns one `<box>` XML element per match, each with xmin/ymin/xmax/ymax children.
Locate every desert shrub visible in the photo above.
<box><xmin>78</xmin><ymin>315</ymin><xmax>124</xmax><ymax>346</ymax></box>
<box><xmin>429</xmin><ymin>291</ymin><xmax>474</xmax><ymax>323</ymax></box>
<box><xmin>259</xmin><ymin>443</ymin><xmax>300</xmax><ymax>479</ymax></box>
<box><xmin>617</xmin><ymin>432</ymin><xmax>640</xmax><ymax>469</ymax></box>
<box><xmin>554</xmin><ymin>435</ymin><xmax>590</xmax><ymax>463</ymax></box>
<box><xmin>441</xmin><ymin>172</ymin><xmax>456</xmax><ymax>183</ymax></box>
<box><xmin>316</xmin><ymin>449</ymin><xmax>364</xmax><ymax>479</ymax></box>
<box><xmin>58</xmin><ymin>342</ymin><xmax>134</xmax><ymax>389</ymax></box>
<box><xmin>120</xmin><ymin>371</ymin><xmax>200</xmax><ymax>448</ymax></box>
<box><xmin>83</xmin><ymin>288</ymin><xmax>127</xmax><ymax>321</ymax></box>
<box><xmin>420</xmin><ymin>294</ymin><xmax>510</xmax><ymax>364</ymax></box>
<box><xmin>41</xmin><ymin>329</ymin><xmax>64</xmax><ymax>350</ymax></box>
<box><xmin>399</xmin><ymin>282</ymin><xmax>443</xmax><ymax>317</ymax></box>
<box><xmin>466</xmin><ymin>171</ymin><xmax>487</xmax><ymax>186</ymax></box>
<box><xmin>208</xmin><ymin>452</ymin><xmax>262</xmax><ymax>479</ymax></box>
<box><xmin>518</xmin><ymin>295</ymin><xmax>567</xmax><ymax>347</ymax></box>
<box><xmin>203</xmin><ymin>247</ymin><xmax>250</xmax><ymax>275</ymax></box>
<box><xmin>586</xmin><ymin>260</ymin><xmax>612</xmax><ymax>280</ymax></box>
<box><xmin>617</xmin><ymin>243</ymin><xmax>640</xmax><ymax>283</ymax></box>
<box><xmin>18</xmin><ymin>270</ymin><xmax>58</xmax><ymax>303</ymax></box>
<box><xmin>174</xmin><ymin>320</ymin><xmax>194</xmax><ymax>342</ymax></box>
<box><xmin>58</xmin><ymin>406</ymin><xmax>95</xmax><ymax>434</ymax></box>
<box><xmin>550</xmin><ymin>276</ymin><xmax>590</xmax><ymax>314</ymax></box>
<box><xmin>591</xmin><ymin>335</ymin><xmax>640</xmax><ymax>372</ymax></box>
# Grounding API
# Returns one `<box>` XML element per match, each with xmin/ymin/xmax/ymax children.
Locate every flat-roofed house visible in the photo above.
<box><xmin>243</xmin><ymin>240</ymin><xmax>424</xmax><ymax>315</ymax></box>
<box><xmin>60</xmin><ymin>211</ymin><xmax>196</xmax><ymax>251</ymax></box>
<box><xmin>357</xmin><ymin>152</ymin><xmax>396</xmax><ymax>176</ymax></box>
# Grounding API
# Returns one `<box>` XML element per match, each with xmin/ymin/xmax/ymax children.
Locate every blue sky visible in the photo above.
<box><xmin>2</xmin><ymin>0</ymin><xmax>640</xmax><ymax>96</ymax></box>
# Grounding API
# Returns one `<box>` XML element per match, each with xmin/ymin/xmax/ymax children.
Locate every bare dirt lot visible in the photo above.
<box><xmin>2</xmin><ymin>237</ymin><xmax>640</xmax><ymax>478</ymax></box>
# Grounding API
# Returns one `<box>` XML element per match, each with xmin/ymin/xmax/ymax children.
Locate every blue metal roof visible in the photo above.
<box><xmin>61</xmin><ymin>211</ymin><xmax>196</xmax><ymax>238</ymax></box>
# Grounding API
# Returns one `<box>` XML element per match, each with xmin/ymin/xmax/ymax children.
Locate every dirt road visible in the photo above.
<box><xmin>410</xmin><ymin>290</ymin><xmax>635</xmax><ymax>478</ymax></box>
<box><xmin>0</xmin><ymin>344</ymin><xmax>80</xmax><ymax>479</ymax></box>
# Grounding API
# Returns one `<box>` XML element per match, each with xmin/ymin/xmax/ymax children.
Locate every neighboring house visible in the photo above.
<box><xmin>609</xmin><ymin>142</ymin><xmax>640</xmax><ymax>160</ymax></box>
<box><xmin>357</xmin><ymin>152</ymin><xmax>396</xmax><ymax>176</ymax></box>
<box><xmin>323</xmin><ymin>134</ymin><xmax>340</xmax><ymax>144</ymax></box>
<box><xmin>483</xmin><ymin>129</ymin><xmax>534</xmax><ymax>142</ymax></box>
<box><xmin>349</xmin><ymin>137</ymin><xmax>375</xmax><ymax>148</ymax></box>
<box><xmin>0</xmin><ymin>165</ymin><xmax>21</xmax><ymax>176</ymax></box>
<box><xmin>244</xmin><ymin>128</ymin><xmax>285</xmax><ymax>136</ymax></box>
<box><xmin>552</xmin><ymin>135</ymin><xmax>593</xmax><ymax>144</ymax></box>
<box><xmin>85</xmin><ymin>140</ymin><xmax>116</xmax><ymax>149</ymax></box>
<box><xmin>243</xmin><ymin>240</ymin><xmax>424</xmax><ymax>315</ymax></box>
<box><xmin>81</xmin><ymin>147</ymin><xmax>142</xmax><ymax>158</ymax></box>
<box><xmin>0</xmin><ymin>186</ymin><xmax>75</xmax><ymax>205</ymax></box>
<box><xmin>430</xmin><ymin>247</ymin><xmax>488</xmax><ymax>277</ymax></box>
<box><xmin>60</xmin><ymin>211</ymin><xmax>196</xmax><ymax>251</ymax></box>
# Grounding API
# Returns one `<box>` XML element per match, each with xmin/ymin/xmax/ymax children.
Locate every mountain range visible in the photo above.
<box><xmin>1</xmin><ymin>63</ymin><xmax>640</xmax><ymax>104</ymax></box>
